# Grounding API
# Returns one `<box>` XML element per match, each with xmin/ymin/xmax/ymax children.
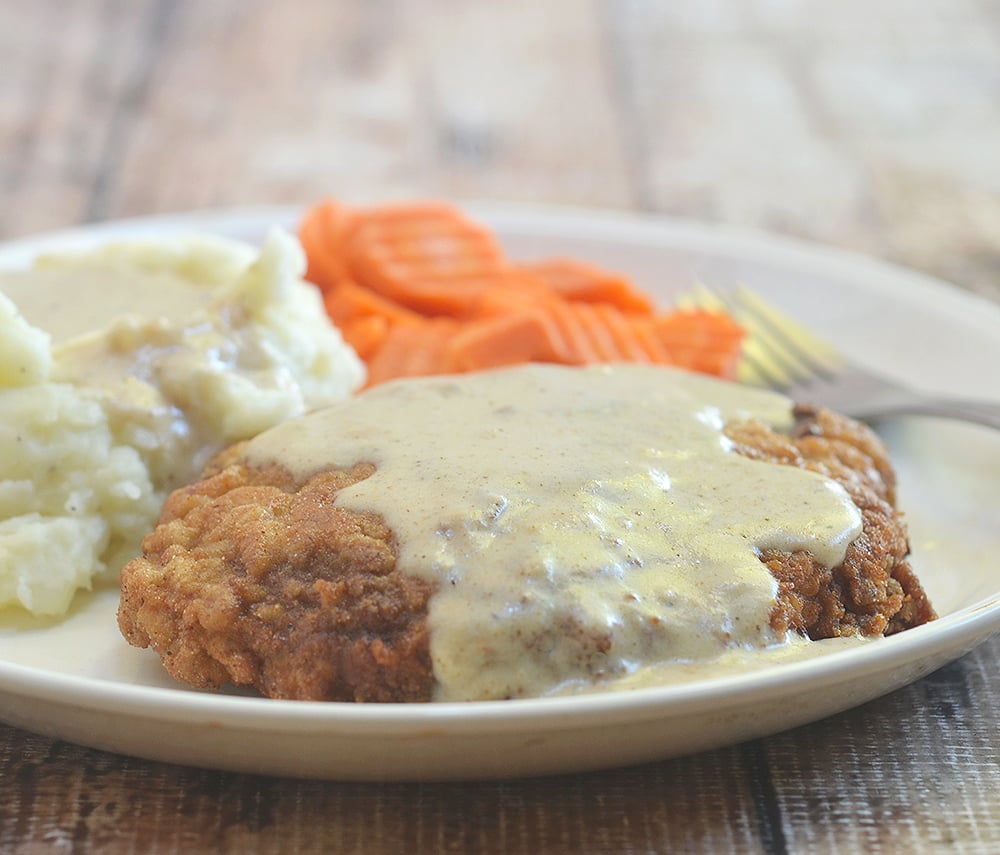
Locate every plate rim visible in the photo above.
<box><xmin>1</xmin><ymin>204</ymin><xmax>998</xmax><ymax>775</ymax></box>
<box><xmin>0</xmin><ymin>588</ymin><xmax>998</xmax><ymax>734</ymax></box>
<box><xmin>3</xmin><ymin>200</ymin><xmax>999</xmax><ymax>320</ymax></box>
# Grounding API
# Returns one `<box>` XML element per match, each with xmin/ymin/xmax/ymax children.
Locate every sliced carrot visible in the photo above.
<box><xmin>298</xmin><ymin>198</ymin><xmax>747</xmax><ymax>385</ymax></box>
<box><xmin>571</xmin><ymin>303</ymin><xmax>620</xmax><ymax>362</ymax></box>
<box><xmin>446</xmin><ymin>309</ymin><xmax>571</xmax><ymax>372</ymax></box>
<box><xmin>338</xmin><ymin>316</ymin><xmax>390</xmax><ymax>361</ymax></box>
<box><xmin>522</xmin><ymin>258</ymin><xmax>655</xmax><ymax>315</ymax></box>
<box><xmin>323</xmin><ymin>280</ymin><xmax>423</xmax><ymax>329</ymax></box>
<box><xmin>629</xmin><ymin>317</ymin><xmax>671</xmax><ymax>364</ymax></box>
<box><xmin>651</xmin><ymin>310</ymin><xmax>745</xmax><ymax>379</ymax></box>
<box><xmin>592</xmin><ymin>304</ymin><xmax>654</xmax><ymax>363</ymax></box>
<box><xmin>544</xmin><ymin>298</ymin><xmax>601</xmax><ymax>364</ymax></box>
<box><xmin>462</xmin><ymin>270</ymin><xmax>554</xmax><ymax>318</ymax></box>
<box><xmin>361</xmin><ymin>268</ymin><xmax>544</xmax><ymax>319</ymax></box>
<box><xmin>364</xmin><ymin>319</ymin><xmax>460</xmax><ymax>387</ymax></box>
<box><xmin>299</xmin><ymin>200</ymin><xmax>357</xmax><ymax>294</ymax></box>
<box><xmin>344</xmin><ymin>203</ymin><xmax>507</xmax><ymax>317</ymax></box>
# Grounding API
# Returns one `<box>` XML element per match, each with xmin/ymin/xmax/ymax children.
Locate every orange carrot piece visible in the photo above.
<box><xmin>652</xmin><ymin>310</ymin><xmax>745</xmax><ymax>379</ymax></box>
<box><xmin>339</xmin><ymin>316</ymin><xmax>390</xmax><ymax>361</ymax></box>
<box><xmin>544</xmin><ymin>298</ymin><xmax>600</xmax><ymax>364</ymax></box>
<box><xmin>463</xmin><ymin>271</ymin><xmax>555</xmax><ymax>318</ymax></box>
<box><xmin>344</xmin><ymin>203</ymin><xmax>508</xmax><ymax>316</ymax></box>
<box><xmin>523</xmin><ymin>259</ymin><xmax>655</xmax><ymax>315</ymax></box>
<box><xmin>298</xmin><ymin>200</ymin><xmax>357</xmax><ymax>294</ymax></box>
<box><xmin>591</xmin><ymin>304</ymin><xmax>654</xmax><ymax>363</ymax></box>
<box><xmin>323</xmin><ymin>280</ymin><xmax>423</xmax><ymax>328</ymax></box>
<box><xmin>364</xmin><ymin>319</ymin><xmax>459</xmax><ymax>387</ymax></box>
<box><xmin>629</xmin><ymin>318</ymin><xmax>672</xmax><ymax>364</ymax></box>
<box><xmin>446</xmin><ymin>310</ymin><xmax>570</xmax><ymax>371</ymax></box>
<box><xmin>371</xmin><ymin>268</ymin><xmax>546</xmax><ymax>319</ymax></box>
<box><xmin>299</xmin><ymin>197</ymin><xmax>746</xmax><ymax>385</ymax></box>
<box><xmin>571</xmin><ymin>303</ymin><xmax>621</xmax><ymax>362</ymax></box>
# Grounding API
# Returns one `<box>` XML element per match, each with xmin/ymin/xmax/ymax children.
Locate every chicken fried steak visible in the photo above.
<box><xmin>117</xmin><ymin>366</ymin><xmax>935</xmax><ymax>702</ymax></box>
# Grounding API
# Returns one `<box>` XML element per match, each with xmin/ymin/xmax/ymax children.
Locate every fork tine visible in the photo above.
<box><xmin>683</xmin><ymin>287</ymin><xmax>789</xmax><ymax>387</ymax></box>
<box><xmin>677</xmin><ymin>285</ymin><xmax>1000</xmax><ymax>430</ymax></box>
<box><xmin>679</xmin><ymin>284</ymin><xmax>844</xmax><ymax>391</ymax></box>
<box><xmin>734</xmin><ymin>287</ymin><xmax>843</xmax><ymax>378</ymax></box>
<box><xmin>738</xmin><ymin>333</ymin><xmax>800</xmax><ymax>389</ymax></box>
<box><xmin>730</xmin><ymin>287</ymin><xmax>845</xmax><ymax>389</ymax></box>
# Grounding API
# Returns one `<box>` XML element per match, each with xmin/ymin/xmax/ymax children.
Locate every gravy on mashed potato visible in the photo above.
<box><xmin>0</xmin><ymin>230</ymin><xmax>364</xmax><ymax>616</ymax></box>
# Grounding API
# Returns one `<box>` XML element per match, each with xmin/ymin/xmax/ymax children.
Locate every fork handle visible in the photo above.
<box><xmin>859</xmin><ymin>396</ymin><xmax>1000</xmax><ymax>431</ymax></box>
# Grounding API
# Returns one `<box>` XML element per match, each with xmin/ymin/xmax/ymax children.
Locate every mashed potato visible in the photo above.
<box><xmin>0</xmin><ymin>229</ymin><xmax>364</xmax><ymax>616</ymax></box>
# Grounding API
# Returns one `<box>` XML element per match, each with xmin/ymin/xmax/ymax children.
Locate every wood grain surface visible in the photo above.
<box><xmin>2</xmin><ymin>638</ymin><xmax>999</xmax><ymax>853</ymax></box>
<box><xmin>1</xmin><ymin>1</ymin><xmax>999</xmax><ymax>852</ymax></box>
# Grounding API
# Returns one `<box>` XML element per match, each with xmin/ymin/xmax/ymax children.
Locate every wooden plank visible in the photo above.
<box><xmin>765</xmin><ymin>639</ymin><xmax>1000</xmax><ymax>853</ymax></box>
<box><xmin>101</xmin><ymin>0</ymin><xmax>633</xmax><ymax>221</ymax></box>
<box><xmin>0</xmin><ymin>726</ymin><xmax>770</xmax><ymax>854</ymax></box>
<box><xmin>0</xmin><ymin>0</ymin><xmax>163</xmax><ymax>237</ymax></box>
<box><xmin>2</xmin><ymin>0</ymin><xmax>999</xmax><ymax>302</ymax></box>
<box><xmin>3</xmin><ymin>640</ymin><xmax>998</xmax><ymax>852</ymax></box>
<box><xmin>602</xmin><ymin>0</ymin><xmax>1000</xmax><ymax>301</ymax></box>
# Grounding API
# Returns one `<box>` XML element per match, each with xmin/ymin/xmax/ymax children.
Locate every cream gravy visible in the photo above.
<box><xmin>0</xmin><ymin>231</ymin><xmax>365</xmax><ymax>616</ymax></box>
<box><xmin>0</xmin><ymin>267</ymin><xmax>216</xmax><ymax>346</ymax></box>
<box><xmin>244</xmin><ymin>364</ymin><xmax>864</xmax><ymax>701</ymax></box>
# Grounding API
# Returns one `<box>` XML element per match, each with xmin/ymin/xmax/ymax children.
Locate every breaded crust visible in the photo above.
<box><xmin>117</xmin><ymin>448</ymin><xmax>435</xmax><ymax>702</ymax></box>
<box><xmin>726</xmin><ymin>404</ymin><xmax>935</xmax><ymax>638</ymax></box>
<box><xmin>118</xmin><ymin>405</ymin><xmax>934</xmax><ymax>702</ymax></box>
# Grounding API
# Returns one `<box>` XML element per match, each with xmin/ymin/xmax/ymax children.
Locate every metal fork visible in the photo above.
<box><xmin>683</xmin><ymin>285</ymin><xmax>1000</xmax><ymax>431</ymax></box>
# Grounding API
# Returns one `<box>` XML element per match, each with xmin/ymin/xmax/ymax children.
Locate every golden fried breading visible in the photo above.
<box><xmin>119</xmin><ymin>403</ymin><xmax>934</xmax><ymax>702</ymax></box>
<box><xmin>726</xmin><ymin>404</ymin><xmax>935</xmax><ymax>638</ymax></box>
<box><xmin>117</xmin><ymin>451</ymin><xmax>434</xmax><ymax>702</ymax></box>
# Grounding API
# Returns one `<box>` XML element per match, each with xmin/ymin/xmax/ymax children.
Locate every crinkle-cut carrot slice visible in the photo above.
<box><xmin>344</xmin><ymin>203</ymin><xmax>508</xmax><ymax>317</ymax></box>
<box><xmin>339</xmin><ymin>316</ymin><xmax>390</xmax><ymax>361</ymax></box>
<box><xmin>591</xmin><ymin>304</ymin><xmax>654</xmax><ymax>363</ymax></box>
<box><xmin>628</xmin><ymin>318</ymin><xmax>671</xmax><ymax>364</ymax></box>
<box><xmin>522</xmin><ymin>259</ymin><xmax>655</xmax><ymax>315</ymax></box>
<box><xmin>323</xmin><ymin>280</ymin><xmax>423</xmax><ymax>328</ymax></box>
<box><xmin>544</xmin><ymin>298</ymin><xmax>600</xmax><ymax>364</ymax></box>
<box><xmin>571</xmin><ymin>303</ymin><xmax>622</xmax><ymax>362</ymax></box>
<box><xmin>446</xmin><ymin>310</ymin><xmax>571</xmax><ymax>372</ymax></box>
<box><xmin>658</xmin><ymin>346</ymin><xmax>738</xmax><ymax>378</ymax></box>
<box><xmin>652</xmin><ymin>308</ymin><xmax>745</xmax><ymax>349</ymax></box>
<box><xmin>299</xmin><ymin>197</ymin><xmax>747</xmax><ymax>384</ymax></box>
<box><xmin>299</xmin><ymin>200</ymin><xmax>357</xmax><ymax>294</ymax></box>
<box><xmin>324</xmin><ymin>281</ymin><xmax>424</xmax><ymax>362</ymax></box>
<box><xmin>349</xmin><ymin>262</ymin><xmax>510</xmax><ymax>318</ymax></box>
<box><xmin>651</xmin><ymin>309</ymin><xmax>745</xmax><ymax>379</ymax></box>
<box><xmin>463</xmin><ymin>271</ymin><xmax>556</xmax><ymax>318</ymax></box>
<box><xmin>407</xmin><ymin>270</ymin><xmax>518</xmax><ymax>318</ymax></box>
<box><xmin>364</xmin><ymin>319</ymin><xmax>460</xmax><ymax>387</ymax></box>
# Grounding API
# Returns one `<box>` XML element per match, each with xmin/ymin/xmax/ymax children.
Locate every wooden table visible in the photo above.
<box><xmin>2</xmin><ymin>2</ymin><xmax>999</xmax><ymax>852</ymax></box>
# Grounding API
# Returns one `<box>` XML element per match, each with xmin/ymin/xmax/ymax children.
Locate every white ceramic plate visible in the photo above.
<box><xmin>1</xmin><ymin>206</ymin><xmax>999</xmax><ymax>781</ymax></box>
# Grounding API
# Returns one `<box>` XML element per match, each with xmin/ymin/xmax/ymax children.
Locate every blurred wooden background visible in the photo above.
<box><xmin>2</xmin><ymin>0</ymin><xmax>999</xmax><ymax>301</ymax></box>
